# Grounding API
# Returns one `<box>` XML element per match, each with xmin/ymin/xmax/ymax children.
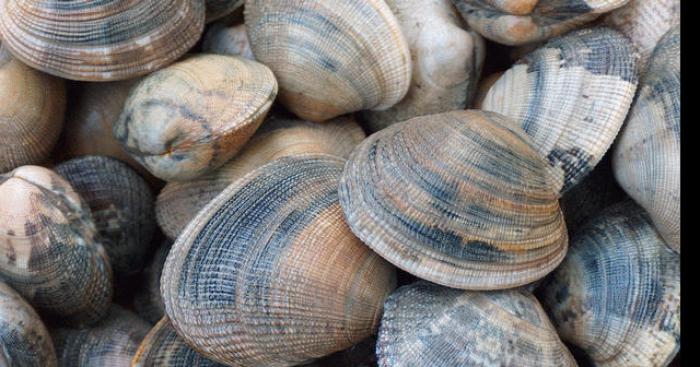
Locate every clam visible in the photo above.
<box><xmin>54</xmin><ymin>156</ymin><xmax>156</xmax><ymax>285</ymax></box>
<box><xmin>245</xmin><ymin>0</ymin><xmax>412</xmax><ymax>122</ymax></box>
<box><xmin>133</xmin><ymin>240</ymin><xmax>172</xmax><ymax>324</ymax></box>
<box><xmin>114</xmin><ymin>54</ymin><xmax>278</xmax><ymax>182</ymax></box>
<box><xmin>452</xmin><ymin>0</ymin><xmax>629</xmax><ymax>45</ymax></box>
<box><xmin>0</xmin><ymin>281</ymin><xmax>57</xmax><ymax>367</ymax></box>
<box><xmin>0</xmin><ymin>166</ymin><xmax>113</xmax><ymax>327</ymax></box>
<box><xmin>539</xmin><ymin>200</ymin><xmax>680</xmax><ymax>367</ymax></box>
<box><xmin>202</xmin><ymin>23</ymin><xmax>255</xmax><ymax>60</ymax></box>
<box><xmin>161</xmin><ymin>154</ymin><xmax>397</xmax><ymax>366</ymax></box>
<box><xmin>51</xmin><ymin>305</ymin><xmax>151</xmax><ymax>366</ymax></box>
<box><xmin>377</xmin><ymin>281</ymin><xmax>576</xmax><ymax>366</ymax></box>
<box><xmin>481</xmin><ymin>27</ymin><xmax>638</xmax><ymax>192</ymax></box>
<box><xmin>612</xmin><ymin>25</ymin><xmax>680</xmax><ymax>252</ymax></box>
<box><xmin>206</xmin><ymin>0</ymin><xmax>244</xmax><ymax>23</ymax></box>
<box><xmin>472</xmin><ymin>71</ymin><xmax>504</xmax><ymax>109</ymax></box>
<box><xmin>361</xmin><ymin>0</ymin><xmax>486</xmax><ymax>133</ymax></box>
<box><xmin>155</xmin><ymin>115</ymin><xmax>365</xmax><ymax>239</ymax></box>
<box><xmin>0</xmin><ymin>43</ymin><xmax>66</xmax><ymax>173</ymax></box>
<box><xmin>339</xmin><ymin>110</ymin><xmax>568</xmax><ymax>290</ymax></box>
<box><xmin>0</xmin><ymin>0</ymin><xmax>205</xmax><ymax>81</ymax></box>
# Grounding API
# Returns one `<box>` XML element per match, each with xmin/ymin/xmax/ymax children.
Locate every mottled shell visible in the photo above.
<box><xmin>132</xmin><ymin>317</ymin><xmax>225</xmax><ymax>367</ymax></box>
<box><xmin>133</xmin><ymin>240</ymin><xmax>171</xmax><ymax>324</ymax></box>
<box><xmin>612</xmin><ymin>26</ymin><xmax>680</xmax><ymax>252</ymax></box>
<box><xmin>206</xmin><ymin>0</ymin><xmax>244</xmax><ymax>23</ymax></box>
<box><xmin>482</xmin><ymin>27</ymin><xmax>638</xmax><ymax>193</ymax></box>
<box><xmin>114</xmin><ymin>54</ymin><xmax>277</xmax><ymax>182</ymax></box>
<box><xmin>0</xmin><ymin>281</ymin><xmax>57</xmax><ymax>367</ymax></box>
<box><xmin>339</xmin><ymin>110</ymin><xmax>568</xmax><ymax>290</ymax></box>
<box><xmin>539</xmin><ymin>201</ymin><xmax>680</xmax><ymax>367</ymax></box>
<box><xmin>51</xmin><ymin>305</ymin><xmax>150</xmax><ymax>366</ymax></box>
<box><xmin>162</xmin><ymin>154</ymin><xmax>397</xmax><ymax>366</ymax></box>
<box><xmin>0</xmin><ymin>166</ymin><xmax>113</xmax><ymax>327</ymax></box>
<box><xmin>54</xmin><ymin>156</ymin><xmax>155</xmax><ymax>284</ymax></box>
<box><xmin>0</xmin><ymin>0</ymin><xmax>205</xmax><ymax>81</ymax></box>
<box><xmin>245</xmin><ymin>0</ymin><xmax>412</xmax><ymax>122</ymax></box>
<box><xmin>0</xmin><ymin>44</ymin><xmax>66</xmax><ymax>173</ymax></box>
<box><xmin>361</xmin><ymin>0</ymin><xmax>485</xmax><ymax>133</ymax></box>
<box><xmin>452</xmin><ymin>0</ymin><xmax>629</xmax><ymax>45</ymax></box>
<box><xmin>202</xmin><ymin>23</ymin><xmax>255</xmax><ymax>60</ymax></box>
<box><xmin>377</xmin><ymin>281</ymin><xmax>576</xmax><ymax>366</ymax></box>
<box><xmin>155</xmin><ymin>115</ymin><xmax>365</xmax><ymax>239</ymax></box>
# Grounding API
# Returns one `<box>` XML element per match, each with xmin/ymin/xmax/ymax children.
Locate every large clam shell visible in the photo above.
<box><xmin>0</xmin><ymin>281</ymin><xmax>57</xmax><ymax>367</ymax></box>
<box><xmin>206</xmin><ymin>0</ymin><xmax>244</xmax><ymax>23</ymax></box>
<box><xmin>202</xmin><ymin>23</ymin><xmax>255</xmax><ymax>60</ymax></box>
<box><xmin>0</xmin><ymin>166</ymin><xmax>113</xmax><ymax>327</ymax></box>
<box><xmin>339</xmin><ymin>110</ymin><xmax>568</xmax><ymax>290</ymax></box>
<box><xmin>162</xmin><ymin>154</ymin><xmax>397</xmax><ymax>366</ymax></box>
<box><xmin>539</xmin><ymin>200</ymin><xmax>680</xmax><ymax>367</ymax></box>
<box><xmin>0</xmin><ymin>0</ymin><xmax>205</xmax><ymax>81</ymax></box>
<box><xmin>481</xmin><ymin>27</ymin><xmax>638</xmax><ymax>192</ymax></box>
<box><xmin>377</xmin><ymin>281</ymin><xmax>576</xmax><ymax>366</ymax></box>
<box><xmin>133</xmin><ymin>240</ymin><xmax>172</xmax><ymax>324</ymax></box>
<box><xmin>245</xmin><ymin>0</ymin><xmax>412</xmax><ymax>122</ymax></box>
<box><xmin>155</xmin><ymin>115</ymin><xmax>365</xmax><ymax>239</ymax></box>
<box><xmin>612</xmin><ymin>25</ymin><xmax>680</xmax><ymax>252</ymax></box>
<box><xmin>114</xmin><ymin>54</ymin><xmax>277</xmax><ymax>182</ymax></box>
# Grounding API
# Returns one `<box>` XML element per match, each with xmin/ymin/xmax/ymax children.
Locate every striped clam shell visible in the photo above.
<box><xmin>245</xmin><ymin>0</ymin><xmax>412</xmax><ymax>122</ymax></box>
<box><xmin>0</xmin><ymin>43</ymin><xmax>65</xmax><ymax>173</ymax></box>
<box><xmin>155</xmin><ymin>115</ymin><xmax>365</xmax><ymax>239</ymax></box>
<box><xmin>377</xmin><ymin>281</ymin><xmax>576</xmax><ymax>366</ymax></box>
<box><xmin>202</xmin><ymin>23</ymin><xmax>255</xmax><ymax>60</ymax></box>
<box><xmin>481</xmin><ymin>27</ymin><xmax>638</xmax><ymax>193</ymax></box>
<box><xmin>133</xmin><ymin>240</ymin><xmax>171</xmax><ymax>324</ymax></box>
<box><xmin>361</xmin><ymin>0</ymin><xmax>486</xmax><ymax>133</ymax></box>
<box><xmin>114</xmin><ymin>54</ymin><xmax>278</xmax><ymax>182</ymax></box>
<box><xmin>0</xmin><ymin>166</ymin><xmax>113</xmax><ymax>327</ymax></box>
<box><xmin>0</xmin><ymin>281</ymin><xmax>57</xmax><ymax>367</ymax></box>
<box><xmin>452</xmin><ymin>0</ymin><xmax>630</xmax><ymax>45</ymax></box>
<box><xmin>54</xmin><ymin>156</ymin><xmax>155</xmax><ymax>284</ymax></box>
<box><xmin>206</xmin><ymin>0</ymin><xmax>244</xmax><ymax>23</ymax></box>
<box><xmin>612</xmin><ymin>25</ymin><xmax>680</xmax><ymax>252</ymax></box>
<box><xmin>539</xmin><ymin>200</ymin><xmax>680</xmax><ymax>367</ymax></box>
<box><xmin>0</xmin><ymin>0</ymin><xmax>205</xmax><ymax>81</ymax></box>
<box><xmin>162</xmin><ymin>154</ymin><xmax>397</xmax><ymax>366</ymax></box>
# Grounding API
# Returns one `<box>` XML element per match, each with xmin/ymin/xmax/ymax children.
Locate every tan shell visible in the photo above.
<box><xmin>155</xmin><ymin>114</ymin><xmax>365</xmax><ymax>239</ymax></box>
<box><xmin>202</xmin><ymin>23</ymin><xmax>255</xmax><ymax>60</ymax></box>
<box><xmin>0</xmin><ymin>43</ymin><xmax>66</xmax><ymax>173</ymax></box>
<box><xmin>114</xmin><ymin>54</ymin><xmax>278</xmax><ymax>182</ymax></box>
<box><xmin>0</xmin><ymin>166</ymin><xmax>113</xmax><ymax>327</ymax></box>
<box><xmin>206</xmin><ymin>0</ymin><xmax>244</xmax><ymax>23</ymax></box>
<box><xmin>245</xmin><ymin>0</ymin><xmax>412</xmax><ymax>122</ymax></box>
<box><xmin>0</xmin><ymin>0</ymin><xmax>205</xmax><ymax>81</ymax></box>
<box><xmin>472</xmin><ymin>71</ymin><xmax>504</xmax><ymax>109</ymax></box>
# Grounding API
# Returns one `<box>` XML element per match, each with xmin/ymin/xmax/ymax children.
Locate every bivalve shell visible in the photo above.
<box><xmin>202</xmin><ymin>23</ymin><xmax>255</xmax><ymax>60</ymax></box>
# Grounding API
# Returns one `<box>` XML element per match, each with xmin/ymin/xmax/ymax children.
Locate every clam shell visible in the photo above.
<box><xmin>202</xmin><ymin>23</ymin><xmax>255</xmax><ymax>60</ymax></box>
<box><xmin>452</xmin><ymin>0</ymin><xmax>629</xmax><ymax>45</ymax></box>
<box><xmin>0</xmin><ymin>0</ymin><xmax>205</xmax><ymax>81</ymax></box>
<box><xmin>361</xmin><ymin>0</ymin><xmax>485</xmax><ymax>133</ymax></box>
<box><xmin>612</xmin><ymin>25</ymin><xmax>680</xmax><ymax>252</ymax></box>
<box><xmin>162</xmin><ymin>154</ymin><xmax>397</xmax><ymax>366</ymax></box>
<box><xmin>0</xmin><ymin>281</ymin><xmax>57</xmax><ymax>367</ymax></box>
<box><xmin>0</xmin><ymin>43</ymin><xmax>65</xmax><ymax>173</ymax></box>
<box><xmin>481</xmin><ymin>27</ymin><xmax>638</xmax><ymax>193</ymax></box>
<box><xmin>114</xmin><ymin>54</ymin><xmax>278</xmax><ymax>182</ymax></box>
<box><xmin>206</xmin><ymin>0</ymin><xmax>244</xmax><ymax>23</ymax></box>
<box><xmin>133</xmin><ymin>240</ymin><xmax>172</xmax><ymax>324</ymax></box>
<box><xmin>245</xmin><ymin>0</ymin><xmax>412</xmax><ymax>122</ymax></box>
<box><xmin>155</xmin><ymin>115</ymin><xmax>365</xmax><ymax>239</ymax></box>
<box><xmin>0</xmin><ymin>166</ymin><xmax>113</xmax><ymax>327</ymax></box>
<box><xmin>539</xmin><ymin>200</ymin><xmax>680</xmax><ymax>367</ymax></box>
<box><xmin>472</xmin><ymin>71</ymin><xmax>504</xmax><ymax>109</ymax></box>
<box><xmin>377</xmin><ymin>281</ymin><xmax>576</xmax><ymax>366</ymax></box>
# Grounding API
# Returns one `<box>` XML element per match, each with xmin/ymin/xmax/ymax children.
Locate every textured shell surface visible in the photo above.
<box><xmin>202</xmin><ymin>23</ymin><xmax>255</xmax><ymax>60</ymax></box>
<box><xmin>472</xmin><ymin>71</ymin><xmax>504</xmax><ymax>109</ymax></box>
<box><xmin>245</xmin><ymin>0</ymin><xmax>412</xmax><ymax>122</ymax></box>
<box><xmin>0</xmin><ymin>166</ymin><xmax>113</xmax><ymax>327</ymax></box>
<box><xmin>338</xmin><ymin>110</ymin><xmax>568</xmax><ymax>290</ymax></box>
<box><xmin>114</xmin><ymin>54</ymin><xmax>278</xmax><ymax>182</ymax></box>
<box><xmin>133</xmin><ymin>240</ymin><xmax>172</xmax><ymax>324</ymax></box>
<box><xmin>482</xmin><ymin>27</ymin><xmax>638</xmax><ymax>193</ymax></box>
<box><xmin>361</xmin><ymin>0</ymin><xmax>486</xmax><ymax>133</ymax></box>
<box><xmin>0</xmin><ymin>281</ymin><xmax>57</xmax><ymax>367</ymax></box>
<box><xmin>206</xmin><ymin>0</ymin><xmax>245</xmax><ymax>23</ymax></box>
<box><xmin>0</xmin><ymin>0</ymin><xmax>206</xmax><ymax>81</ymax></box>
<box><xmin>162</xmin><ymin>154</ymin><xmax>397</xmax><ymax>366</ymax></box>
<box><xmin>51</xmin><ymin>305</ymin><xmax>150</xmax><ymax>367</ymax></box>
<box><xmin>0</xmin><ymin>43</ymin><xmax>66</xmax><ymax>174</ymax></box>
<box><xmin>539</xmin><ymin>200</ymin><xmax>680</xmax><ymax>367</ymax></box>
<box><xmin>612</xmin><ymin>25</ymin><xmax>680</xmax><ymax>252</ymax></box>
<box><xmin>452</xmin><ymin>0</ymin><xmax>630</xmax><ymax>45</ymax></box>
<box><xmin>155</xmin><ymin>114</ymin><xmax>365</xmax><ymax>239</ymax></box>
<box><xmin>54</xmin><ymin>156</ymin><xmax>156</xmax><ymax>283</ymax></box>
<box><xmin>377</xmin><ymin>281</ymin><xmax>576</xmax><ymax>366</ymax></box>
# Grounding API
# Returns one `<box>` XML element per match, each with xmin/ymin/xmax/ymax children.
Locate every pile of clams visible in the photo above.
<box><xmin>0</xmin><ymin>0</ymin><xmax>680</xmax><ymax>366</ymax></box>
